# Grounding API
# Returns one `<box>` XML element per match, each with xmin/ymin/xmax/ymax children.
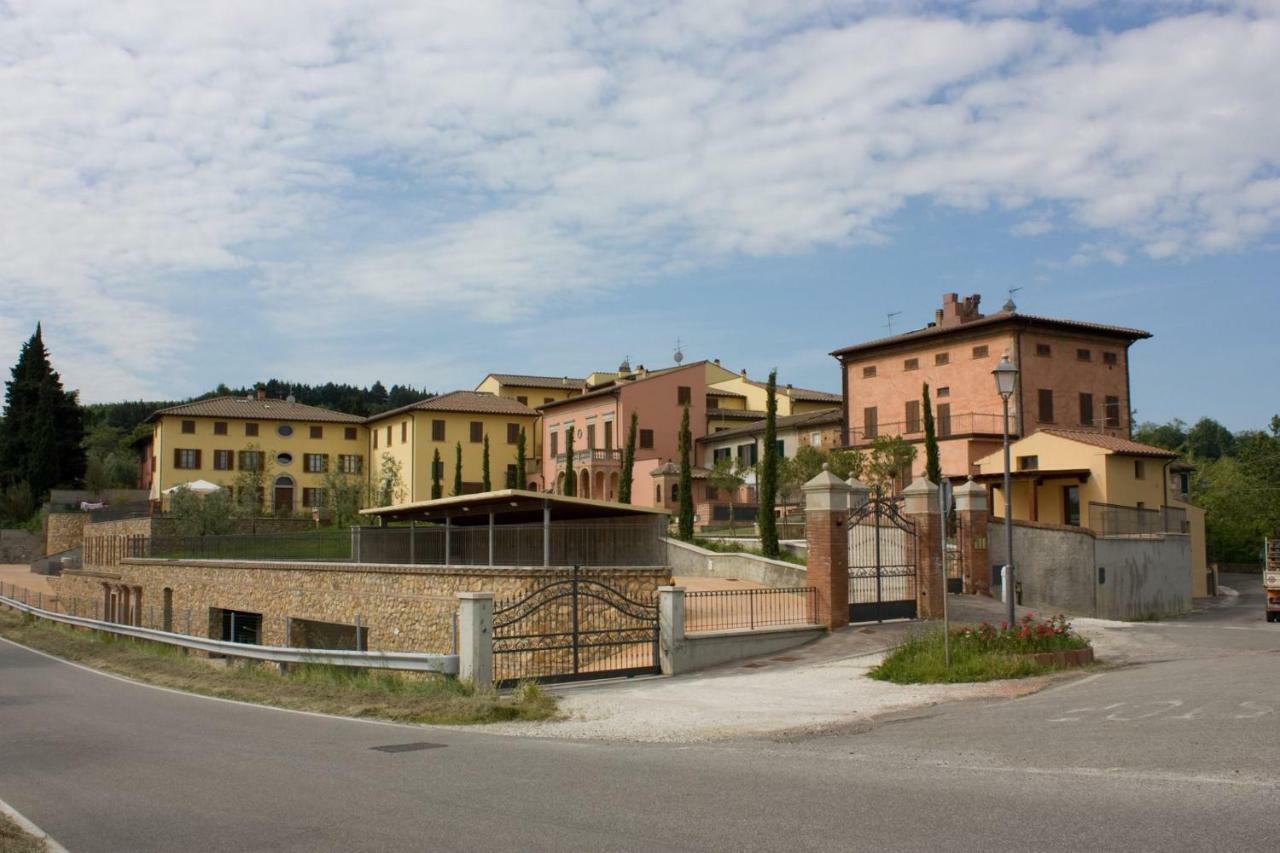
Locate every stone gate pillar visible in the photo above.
<box><xmin>803</xmin><ymin>465</ymin><xmax>852</xmax><ymax>629</ymax></box>
<box><xmin>904</xmin><ymin>477</ymin><xmax>945</xmax><ymax>620</ymax></box>
<box><xmin>954</xmin><ymin>478</ymin><xmax>990</xmax><ymax>596</ymax></box>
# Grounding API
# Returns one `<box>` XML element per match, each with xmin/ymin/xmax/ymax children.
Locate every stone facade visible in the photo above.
<box><xmin>53</xmin><ymin>559</ymin><xmax>670</xmax><ymax>653</ymax></box>
<box><xmin>44</xmin><ymin>512</ymin><xmax>87</xmax><ymax>556</ymax></box>
<box><xmin>0</xmin><ymin>530</ymin><xmax>38</xmax><ymax>563</ymax></box>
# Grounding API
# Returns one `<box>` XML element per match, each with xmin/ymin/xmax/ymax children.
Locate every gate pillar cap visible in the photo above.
<box><xmin>802</xmin><ymin>464</ymin><xmax>853</xmax><ymax>492</ymax></box>
<box><xmin>953</xmin><ymin>477</ymin><xmax>987</xmax><ymax>512</ymax></box>
<box><xmin>456</xmin><ymin>591</ymin><xmax>495</xmax><ymax>600</ymax></box>
<box><xmin>803</xmin><ymin>464</ymin><xmax>852</xmax><ymax>512</ymax></box>
<box><xmin>903</xmin><ymin>476</ymin><xmax>939</xmax><ymax>515</ymax></box>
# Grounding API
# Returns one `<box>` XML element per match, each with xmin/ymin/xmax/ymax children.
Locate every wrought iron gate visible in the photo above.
<box><xmin>848</xmin><ymin>496</ymin><xmax>919</xmax><ymax>622</ymax></box>
<box><xmin>491</xmin><ymin>568</ymin><xmax>660</xmax><ymax>687</ymax></box>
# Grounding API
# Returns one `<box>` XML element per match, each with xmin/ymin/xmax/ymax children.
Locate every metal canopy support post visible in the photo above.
<box><xmin>488</xmin><ymin>511</ymin><xmax>495</xmax><ymax>567</ymax></box>
<box><xmin>444</xmin><ymin>515</ymin><xmax>452</xmax><ymax>566</ymax></box>
<box><xmin>543</xmin><ymin>500</ymin><xmax>551</xmax><ymax>567</ymax></box>
<box><xmin>409</xmin><ymin>520</ymin><xmax>416</xmax><ymax>565</ymax></box>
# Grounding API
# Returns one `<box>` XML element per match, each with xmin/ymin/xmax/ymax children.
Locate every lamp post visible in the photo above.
<box><xmin>992</xmin><ymin>352</ymin><xmax>1019</xmax><ymax>625</ymax></box>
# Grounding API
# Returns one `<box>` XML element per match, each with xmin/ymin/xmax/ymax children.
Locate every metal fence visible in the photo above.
<box><xmin>1090</xmin><ymin>502</ymin><xmax>1188</xmax><ymax>536</ymax></box>
<box><xmin>684</xmin><ymin>587</ymin><xmax>817</xmax><ymax>633</ymax></box>
<box><xmin>149</xmin><ymin>530</ymin><xmax>353</xmax><ymax>562</ymax></box>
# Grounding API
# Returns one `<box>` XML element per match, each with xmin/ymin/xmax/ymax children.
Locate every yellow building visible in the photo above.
<box><xmin>365</xmin><ymin>391</ymin><xmax>539</xmax><ymax>503</ymax></box>
<box><xmin>974</xmin><ymin>428</ymin><xmax>1210</xmax><ymax>596</ymax></box>
<box><xmin>145</xmin><ymin>394</ymin><xmax>367</xmax><ymax>512</ymax></box>
<box><xmin>474</xmin><ymin>373</ymin><xmax>587</xmax><ymax>407</ymax></box>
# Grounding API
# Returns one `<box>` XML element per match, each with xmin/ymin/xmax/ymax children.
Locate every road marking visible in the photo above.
<box><xmin>0</xmin><ymin>795</ymin><xmax>70</xmax><ymax>853</ymax></box>
<box><xmin>1047</xmin><ymin>699</ymin><xmax>1275</xmax><ymax>724</ymax></box>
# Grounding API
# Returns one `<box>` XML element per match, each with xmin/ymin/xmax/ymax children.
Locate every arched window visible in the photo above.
<box><xmin>671</xmin><ymin>484</ymin><xmax>679</xmax><ymax>503</ymax></box>
<box><xmin>655</xmin><ymin>484</ymin><xmax>662</xmax><ymax>504</ymax></box>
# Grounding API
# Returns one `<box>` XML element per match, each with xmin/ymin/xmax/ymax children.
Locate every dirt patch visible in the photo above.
<box><xmin>0</xmin><ymin>811</ymin><xmax>47</xmax><ymax>853</ymax></box>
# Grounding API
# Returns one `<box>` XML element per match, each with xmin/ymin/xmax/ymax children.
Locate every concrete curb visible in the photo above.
<box><xmin>0</xmin><ymin>795</ymin><xmax>70</xmax><ymax>853</ymax></box>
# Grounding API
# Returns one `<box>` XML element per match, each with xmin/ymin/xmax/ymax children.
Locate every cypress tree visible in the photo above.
<box><xmin>430</xmin><ymin>449</ymin><xmax>443</xmax><ymax>499</ymax></box>
<box><xmin>0</xmin><ymin>324</ymin><xmax>86</xmax><ymax>499</ymax></box>
<box><xmin>618</xmin><ymin>412</ymin><xmax>637</xmax><ymax>504</ymax></box>
<box><xmin>677</xmin><ymin>405</ymin><xmax>694</xmax><ymax>540</ymax></box>
<box><xmin>757</xmin><ymin>369</ymin><xmax>780</xmax><ymax>557</ymax></box>
<box><xmin>481</xmin><ymin>434</ymin><xmax>491</xmax><ymax>491</ymax></box>
<box><xmin>513</xmin><ymin>428</ymin><xmax>527</xmax><ymax>489</ymax></box>
<box><xmin>563</xmin><ymin>428</ymin><xmax>576</xmax><ymax>496</ymax></box>
<box><xmin>452</xmin><ymin>442</ymin><xmax>463</xmax><ymax>496</ymax></box>
<box><xmin>922</xmin><ymin>383</ymin><xmax>942</xmax><ymax>485</ymax></box>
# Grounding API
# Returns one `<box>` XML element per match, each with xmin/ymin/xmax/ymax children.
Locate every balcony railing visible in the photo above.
<box><xmin>1090</xmin><ymin>502</ymin><xmax>1188</xmax><ymax>536</ymax></box>
<box><xmin>555</xmin><ymin>449</ymin><xmax>623</xmax><ymax>466</ymax></box>
<box><xmin>847</xmin><ymin>411</ymin><xmax>1018</xmax><ymax>445</ymax></box>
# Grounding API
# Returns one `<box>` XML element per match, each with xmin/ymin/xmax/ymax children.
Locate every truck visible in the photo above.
<box><xmin>1267</xmin><ymin>539</ymin><xmax>1280</xmax><ymax>622</ymax></box>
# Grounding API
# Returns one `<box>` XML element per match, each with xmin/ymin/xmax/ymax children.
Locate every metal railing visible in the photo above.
<box><xmin>847</xmin><ymin>411</ymin><xmax>1016</xmax><ymax>444</ymax></box>
<box><xmin>684</xmin><ymin>587</ymin><xmax>817</xmax><ymax>633</ymax></box>
<box><xmin>1090</xmin><ymin>502</ymin><xmax>1187</xmax><ymax>536</ymax></box>
<box><xmin>0</xmin><ymin>587</ymin><xmax>458</xmax><ymax>674</ymax></box>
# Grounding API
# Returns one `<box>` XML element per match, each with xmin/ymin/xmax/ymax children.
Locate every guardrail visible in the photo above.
<box><xmin>0</xmin><ymin>592</ymin><xmax>459</xmax><ymax>675</ymax></box>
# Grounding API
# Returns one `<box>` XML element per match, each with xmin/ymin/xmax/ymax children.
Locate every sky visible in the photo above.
<box><xmin>1</xmin><ymin>0</ymin><xmax>1277</xmax><ymax>429</ymax></box>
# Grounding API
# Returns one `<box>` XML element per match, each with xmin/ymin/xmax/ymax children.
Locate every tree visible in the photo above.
<box><xmin>82</xmin><ymin>423</ymin><xmax>140</xmax><ymax>492</ymax></box>
<box><xmin>513</xmin><ymin>428</ymin><xmax>527</xmax><ymax>489</ymax></box>
<box><xmin>481</xmin><ymin>434</ymin><xmax>492</xmax><ymax>492</ymax></box>
<box><xmin>1186</xmin><ymin>417</ymin><xmax>1236</xmax><ymax>460</ymax></box>
<box><xmin>922</xmin><ymin>383</ymin><xmax>941</xmax><ymax>485</ymax></box>
<box><xmin>1133</xmin><ymin>419</ymin><xmax>1188</xmax><ymax>452</ymax></box>
<box><xmin>708</xmin><ymin>457</ymin><xmax>748</xmax><ymax>536</ymax></box>
<box><xmin>865</xmin><ymin>436</ymin><xmax>917</xmax><ymax>496</ymax></box>
<box><xmin>757</xmin><ymin>370</ymin><xmax>780</xmax><ymax>558</ymax></box>
<box><xmin>0</xmin><ymin>324</ymin><xmax>86</xmax><ymax>499</ymax></box>
<box><xmin>375</xmin><ymin>452</ymin><xmax>406</xmax><ymax>506</ymax></box>
<box><xmin>170</xmin><ymin>486</ymin><xmax>233</xmax><ymax>536</ymax></box>
<box><xmin>619</xmin><ymin>412</ymin><xmax>637</xmax><ymax>504</ymax></box>
<box><xmin>563</xmin><ymin>428</ymin><xmax>576</xmax><ymax>496</ymax></box>
<box><xmin>677</xmin><ymin>405</ymin><xmax>694</xmax><ymax>540</ymax></box>
<box><xmin>231</xmin><ymin>443</ymin><xmax>272</xmax><ymax>516</ymax></box>
<box><xmin>323</xmin><ymin>464</ymin><xmax>365</xmax><ymax>528</ymax></box>
<box><xmin>430</xmin><ymin>448</ymin><xmax>443</xmax><ymax>499</ymax></box>
<box><xmin>0</xmin><ymin>481</ymin><xmax>36</xmax><ymax>526</ymax></box>
<box><xmin>452</xmin><ymin>442</ymin><xmax>463</xmax><ymax>496</ymax></box>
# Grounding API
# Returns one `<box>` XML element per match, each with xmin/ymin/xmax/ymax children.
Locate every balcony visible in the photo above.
<box><xmin>1091</xmin><ymin>502</ymin><xmax>1188</xmax><ymax>536</ymax></box>
<box><xmin>555</xmin><ymin>449</ymin><xmax>623</xmax><ymax>467</ymax></box>
<box><xmin>846</xmin><ymin>412</ymin><xmax>1019</xmax><ymax>446</ymax></box>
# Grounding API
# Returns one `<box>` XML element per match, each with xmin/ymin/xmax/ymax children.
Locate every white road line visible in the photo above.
<box><xmin>0</xmin><ymin>795</ymin><xmax>71</xmax><ymax>853</ymax></box>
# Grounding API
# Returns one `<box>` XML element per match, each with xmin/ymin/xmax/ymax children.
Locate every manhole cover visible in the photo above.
<box><xmin>370</xmin><ymin>742</ymin><xmax>447</xmax><ymax>753</ymax></box>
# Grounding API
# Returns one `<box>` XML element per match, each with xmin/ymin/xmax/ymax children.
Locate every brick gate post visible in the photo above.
<box><xmin>803</xmin><ymin>465</ymin><xmax>852</xmax><ymax>630</ymax></box>
<box><xmin>953</xmin><ymin>478</ymin><xmax>991</xmax><ymax>596</ymax></box>
<box><xmin>904</xmin><ymin>477</ymin><xmax>945</xmax><ymax>620</ymax></box>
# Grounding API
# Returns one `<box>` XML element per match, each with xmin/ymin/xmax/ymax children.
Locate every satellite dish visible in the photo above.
<box><xmin>673</xmin><ymin>338</ymin><xmax>684</xmax><ymax>365</ymax></box>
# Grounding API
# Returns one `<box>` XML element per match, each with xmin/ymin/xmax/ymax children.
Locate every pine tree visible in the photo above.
<box><xmin>0</xmin><ymin>324</ymin><xmax>86</xmax><ymax>499</ymax></box>
<box><xmin>431</xmin><ymin>449</ymin><xmax>443</xmax><ymax>499</ymax></box>
<box><xmin>619</xmin><ymin>412</ymin><xmax>637</xmax><ymax>504</ymax></box>
<box><xmin>452</xmin><ymin>442</ymin><xmax>463</xmax><ymax>496</ymax></box>
<box><xmin>514</xmin><ymin>428</ymin><xmax>527</xmax><ymax>489</ymax></box>
<box><xmin>677</xmin><ymin>405</ymin><xmax>694</xmax><ymax>540</ymax></box>
<box><xmin>757</xmin><ymin>369</ymin><xmax>780</xmax><ymax>557</ymax></box>
<box><xmin>563</xmin><ymin>428</ymin><xmax>576</xmax><ymax>495</ymax></box>
<box><xmin>922</xmin><ymin>383</ymin><xmax>942</xmax><ymax>486</ymax></box>
<box><xmin>481</xmin><ymin>434</ymin><xmax>491</xmax><ymax>491</ymax></box>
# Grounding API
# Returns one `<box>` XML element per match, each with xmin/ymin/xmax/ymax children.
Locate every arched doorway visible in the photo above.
<box><xmin>273</xmin><ymin>474</ymin><xmax>295</xmax><ymax>513</ymax></box>
<box><xmin>609</xmin><ymin>472</ymin><xmax>620</xmax><ymax>502</ymax></box>
<box><xmin>594</xmin><ymin>470</ymin><xmax>606</xmax><ymax>501</ymax></box>
<box><xmin>578</xmin><ymin>469</ymin><xmax>591</xmax><ymax>499</ymax></box>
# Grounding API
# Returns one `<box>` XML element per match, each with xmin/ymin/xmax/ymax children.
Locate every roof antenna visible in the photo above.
<box><xmin>673</xmin><ymin>338</ymin><xmax>684</xmax><ymax>365</ymax></box>
<box><xmin>884</xmin><ymin>312</ymin><xmax>902</xmax><ymax>335</ymax></box>
<box><xmin>1003</xmin><ymin>286</ymin><xmax>1022</xmax><ymax>313</ymax></box>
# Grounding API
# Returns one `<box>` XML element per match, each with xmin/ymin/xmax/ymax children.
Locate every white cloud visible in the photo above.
<box><xmin>0</xmin><ymin>0</ymin><xmax>1277</xmax><ymax>399</ymax></box>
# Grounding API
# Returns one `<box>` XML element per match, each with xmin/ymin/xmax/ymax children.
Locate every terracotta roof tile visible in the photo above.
<box><xmin>698</xmin><ymin>408</ymin><xmax>842</xmax><ymax>443</ymax></box>
<box><xmin>486</xmin><ymin>373</ymin><xmax>586</xmax><ymax>389</ymax></box>
<box><xmin>148</xmin><ymin>396</ymin><xmax>364</xmax><ymax>424</ymax></box>
<box><xmin>1041</xmin><ymin>429</ymin><xmax>1179</xmax><ymax>458</ymax></box>
<box><xmin>373</xmin><ymin>390</ymin><xmax>538</xmax><ymax>420</ymax></box>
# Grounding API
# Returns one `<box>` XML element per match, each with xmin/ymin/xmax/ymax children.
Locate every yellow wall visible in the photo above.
<box><xmin>475</xmin><ymin>375</ymin><xmax>580</xmax><ymax>406</ymax></box>
<box><xmin>151</xmin><ymin>415</ymin><xmax>367</xmax><ymax>509</ymax></box>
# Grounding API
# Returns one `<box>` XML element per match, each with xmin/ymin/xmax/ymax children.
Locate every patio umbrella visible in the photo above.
<box><xmin>163</xmin><ymin>479</ymin><xmax>224</xmax><ymax>495</ymax></box>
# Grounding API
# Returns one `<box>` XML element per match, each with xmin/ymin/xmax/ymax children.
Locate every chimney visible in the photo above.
<box><xmin>937</xmin><ymin>293</ymin><xmax>984</xmax><ymax>328</ymax></box>
<box><xmin>740</xmin><ymin>368</ymin><xmax>747</xmax><ymax>378</ymax></box>
<box><xmin>255</xmin><ymin>387</ymin><xmax>267</xmax><ymax>401</ymax></box>
<box><xmin>713</xmin><ymin>358</ymin><xmax>720</xmax><ymax>366</ymax></box>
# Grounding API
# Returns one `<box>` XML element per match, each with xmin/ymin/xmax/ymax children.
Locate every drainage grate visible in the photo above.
<box><xmin>370</xmin><ymin>742</ymin><xmax>447</xmax><ymax>753</ymax></box>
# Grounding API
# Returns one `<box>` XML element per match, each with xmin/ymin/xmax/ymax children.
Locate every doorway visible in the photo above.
<box><xmin>273</xmin><ymin>475</ymin><xmax>295</xmax><ymax>514</ymax></box>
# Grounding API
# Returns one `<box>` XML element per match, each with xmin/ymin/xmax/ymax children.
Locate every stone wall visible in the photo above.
<box><xmin>53</xmin><ymin>560</ymin><xmax>670</xmax><ymax>653</ymax></box>
<box><xmin>1095</xmin><ymin>534</ymin><xmax>1192</xmax><ymax>620</ymax></box>
<box><xmin>0</xmin><ymin>529</ymin><xmax>38</xmax><ymax>563</ymax></box>
<box><xmin>82</xmin><ymin>516</ymin><xmax>321</xmax><ymax>569</ymax></box>
<box><xmin>44</xmin><ymin>512</ymin><xmax>87</xmax><ymax>556</ymax></box>
<box><xmin>665</xmin><ymin>538</ymin><xmax>807</xmax><ymax>588</ymax></box>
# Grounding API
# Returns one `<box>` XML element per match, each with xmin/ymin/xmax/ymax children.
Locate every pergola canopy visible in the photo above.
<box><xmin>360</xmin><ymin>489</ymin><xmax>668</xmax><ymax>526</ymax></box>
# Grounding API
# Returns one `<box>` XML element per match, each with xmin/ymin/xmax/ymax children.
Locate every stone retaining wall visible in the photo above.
<box><xmin>82</xmin><ymin>516</ymin><xmax>320</xmax><ymax>569</ymax></box>
<box><xmin>44</xmin><ymin>513</ymin><xmax>87</xmax><ymax>556</ymax></box>
<box><xmin>0</xmin><ymin>529</ymin><xmax>38</xmax><ymax>563</ymax></box>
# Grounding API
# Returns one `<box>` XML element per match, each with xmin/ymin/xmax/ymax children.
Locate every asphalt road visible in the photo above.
<box><xmin>1</xmin><ymin>576</ymin><xmax>1276</xmax><ymax>852</ymax></box>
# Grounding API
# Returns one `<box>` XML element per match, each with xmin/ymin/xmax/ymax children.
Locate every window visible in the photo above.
<box><xmin>507</xmin><ymin>423</ymin><xmax>520</xmax><ymax>444</ymax></box>
<box><xmin>181</xmin><ymin>420</ymin><xmax>195</xmax><ymax>434</ymax></box>
<box><xmin>469</xmin><ymin>421</ymin><xmax>483</xmax><ymax>443</ymax></box>
<box><xmin>905</xmin><ymin>400</ymin><xmax>921</xmax><ymax>434</ymax></box>
<box><xmin>276</xmin><ymin>452</ymin><xmax>293</xmax><ymax>466</ymax></box>
<box><xmin>543</xmin><ymin>397</ymin><xmax>554</xmax><ymax>404</ymax></box>
<box><xmin>1077</xmin><ymin>348</ymin><xmax>1092</xmax><ymax>362</ymax></box>
<box><xmin>174</xmin><ymin>448</ymin><xmax>200</xmax><ymax>469</ymax></box>
<box><xmin>677</xmin><ymin>385</ymin><xmax>692</xmax><ymax>405</ymax></box>
<box><xmin>432</xmin><ymin>419</ymin><xmax>445</xmax><ymax>441</ymax></box>
<box><xmin>775</xmin><ymin>439</ymin><xmax>785</xmax><ymax>458</ymax></box>
<box><xmin>937</xmin><ymin>403</ymin><xmax>952</xmax><ymax>437</ymax></box>
<box><xmin>213</xmin><ymin>421</ymin><xmax>227</xmax><ymax>436</ymax></box>
<box><xmin>903</xmin><ymin>357</ymin><xmax>919</xmax><ymax>371</ymax></box>
<box><xmin>1175</xmin><ymin>470</ymin><xmax>1190</xmax><ymax>496</ymax></box>
<box><xmin>339</xmin><ymin>454</ymin><xmax>363</xmax><ymax>474</ymax></box>
<box><xmin>550</xmin><ymin>431</ymin><xmax>558</xmax><ymax>456</ymax></box>
<box><xmin>1036</xmin><ymin>343</ymin><xmax>1052</xmax><ymax>357</ymax></box>
<box><xmin>586</xmin><ymin>423</ymin><xmax>596</xmax><ymax>449</ymax></box>
<box><xmin>1079</xmin><ymin>393</ymin><xmax>1094</xmax><ymax>426</ymax></box>
<box><xmin>1063</xmin><ymin>485</ymin><xmax>1081</xmax><ymax>527</ymax></box>
<box><xmin>972</xmin><ymin>345</ymin><xmax>989</xmax><ymax>359</ymax></box>
<box><xmin>1017</xmin><ymin>455</ymin><xmax>1039</xmax><ymax>471</ymax></box>
<box><xmin>737</xmin><ymin>443</ymin><xmax>757</xmax><ymax>467</ymax></box>
<box><xmin>213</xmin><ymin>450</ymin><xmax>234</xmax><ymax>471</ymax></box>
<box><xmin>238</xmin><ymin>451</ymin><xmax>263</xmax><ymax>471</ymax></box>
<box><xmin>344</xmin><ymin>427</ymin><xmax>357</xmax><ymax>441</ymax></box>
<box><xmin>385</xmin><ymin>425</ymin><xmax>392</xmax><ymax>446</ymax></box>
<box><xmin>304</xmin><ymin>453</ymin><xmax>328</xmax><ymax>473</ymax></box>
<box><xmin>245</xmin><ymin>422</ymin><xmax>259</xmax><ymax>437</ymax></box>
<box><xmin>707</xmin><ymin>396</ymin><xmax>719</xmax><ymax>409</ymax></box>
<box><xmin>863</xmin><ymin>406</ymin><xmax>878</xmax><ymax>439</ymax></box>
<box><xmin>809</xmin><ymin>431</ymin><xmax>822</xmax><ymax>446</ymax></box>
<box><xmin>1104</xmin><ymin>395</ymin><xmax>1122</xmax><ymax>428</ymax></box>
<box><xmin>1103</xmin><ymin>351</ymin><xmax>1118</xmax><ymax>366</ymax></box>
<box><xmin>713</xmin><ymin>447</ymin><xmax>732</xmax><ymax>464</ymax></box>
<box><xmin>862</xmin><ymin>365</ymin><xmax>877</xmax><ymax>379</ymax></box>
<box><xmin>310</xmin><ymin>426</ymin><xmax>323</xmax><ymax>439</ymax></box>
<box><xmin>639</xmin><ymin>429</ymin><xmax>654</xmax><ymax>449</ymax></box>
<box><xmin>936</xmin><ymin>386</ymin><xmax>950</xmax><ymax>398</ymax></box>
<box><xmin>516</xmin><ymin>395</ymin><xmax>528</xmax><ymax>405</ymax></box>
<box><xmin>706</xmin><ymin>485</ymin><xmax>719</xmax><ymax>500</ymax></box>
<box><xmin>302</xmin><ymin>488</ymin><xmax>326</xmax><ymax>508</ymax></box>
<box><xmin>655</xmin><ymin>485</ymin><xmax>662</xmax><ymax>504</ymax></box>
<box><xmin>934</xmin><ymin>352</ymin><xmax>950</xmax><ymax>366</ymax></box>
<box><xmin>1134</xmin><ymin>459</ymin><xmax>1145</xmax><ymax>480</ymax></box>
<box><xmin>278</xmin><ymin>424</ymin><xmax>294</xmax><ymax>437</ymax></box>
<box><xmin>604</xmin><ymin>422</ymin><xmax>613</xmax><ymax>450</ymax></box>
<box><xmin>670</xmin><ymin>484</ymin><xmax>679</xmax><ymax>503</ymax></box>
<box><xmin>1038</xmin><ymin>389</ymin><xmax>1055</xmax><ymax>423</ymax></box>
<box><xmin>373</xmin><ymin>430</ymin><xmax>378</xmax><ymax>449</ymax></box>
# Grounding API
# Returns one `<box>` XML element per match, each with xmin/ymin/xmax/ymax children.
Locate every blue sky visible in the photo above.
<box><xmin>0</xmin><ymin>1</ymin><xmax>1276</xmax><ymax>430</ymax></box>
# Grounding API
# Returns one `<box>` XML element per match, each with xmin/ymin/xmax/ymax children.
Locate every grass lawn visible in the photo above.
<box><xmin>0</xmin><ymin>608</ymin><xmax>557</xmax><ymax>725</ymax></box>
<box><xmin>870</xmin><ymin>614</ymin><xmax>1092</xmax><ymax>684</ymax></box>
<box><xmin>693</xmin><ymin>537</ymin><xmax>806</xmax><ymax>566</ymax></box>
<box><xmin>0</xmin><ymin>811</ymin><xmax>47</xmax><ymax>853</ymax></box>
<box><xmin>150</xmin><ymin>529</ymin><xmax>352</xmax><ymax>561</ymax></box>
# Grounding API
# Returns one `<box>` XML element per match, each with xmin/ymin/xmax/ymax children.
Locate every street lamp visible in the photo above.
<box><xmin>992</xmin><ymin>352</ymin><xmax>1018</xmax><ymax>625</ymax></box>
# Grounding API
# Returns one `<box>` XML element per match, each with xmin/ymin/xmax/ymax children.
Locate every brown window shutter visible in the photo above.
<box><xmin>194</xmin><ymin>450</ymin><xmax>202</xmax><ymax>469</ymax></box>
<box><xmin>228</xmin><ymin>450</ymin><xmax>235</xmax><ymax>471</ymax></box>
<box><xmin>173</xmin><ymin>448</ymin><xmax>181</xmax><ymax>468</ymax></box>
